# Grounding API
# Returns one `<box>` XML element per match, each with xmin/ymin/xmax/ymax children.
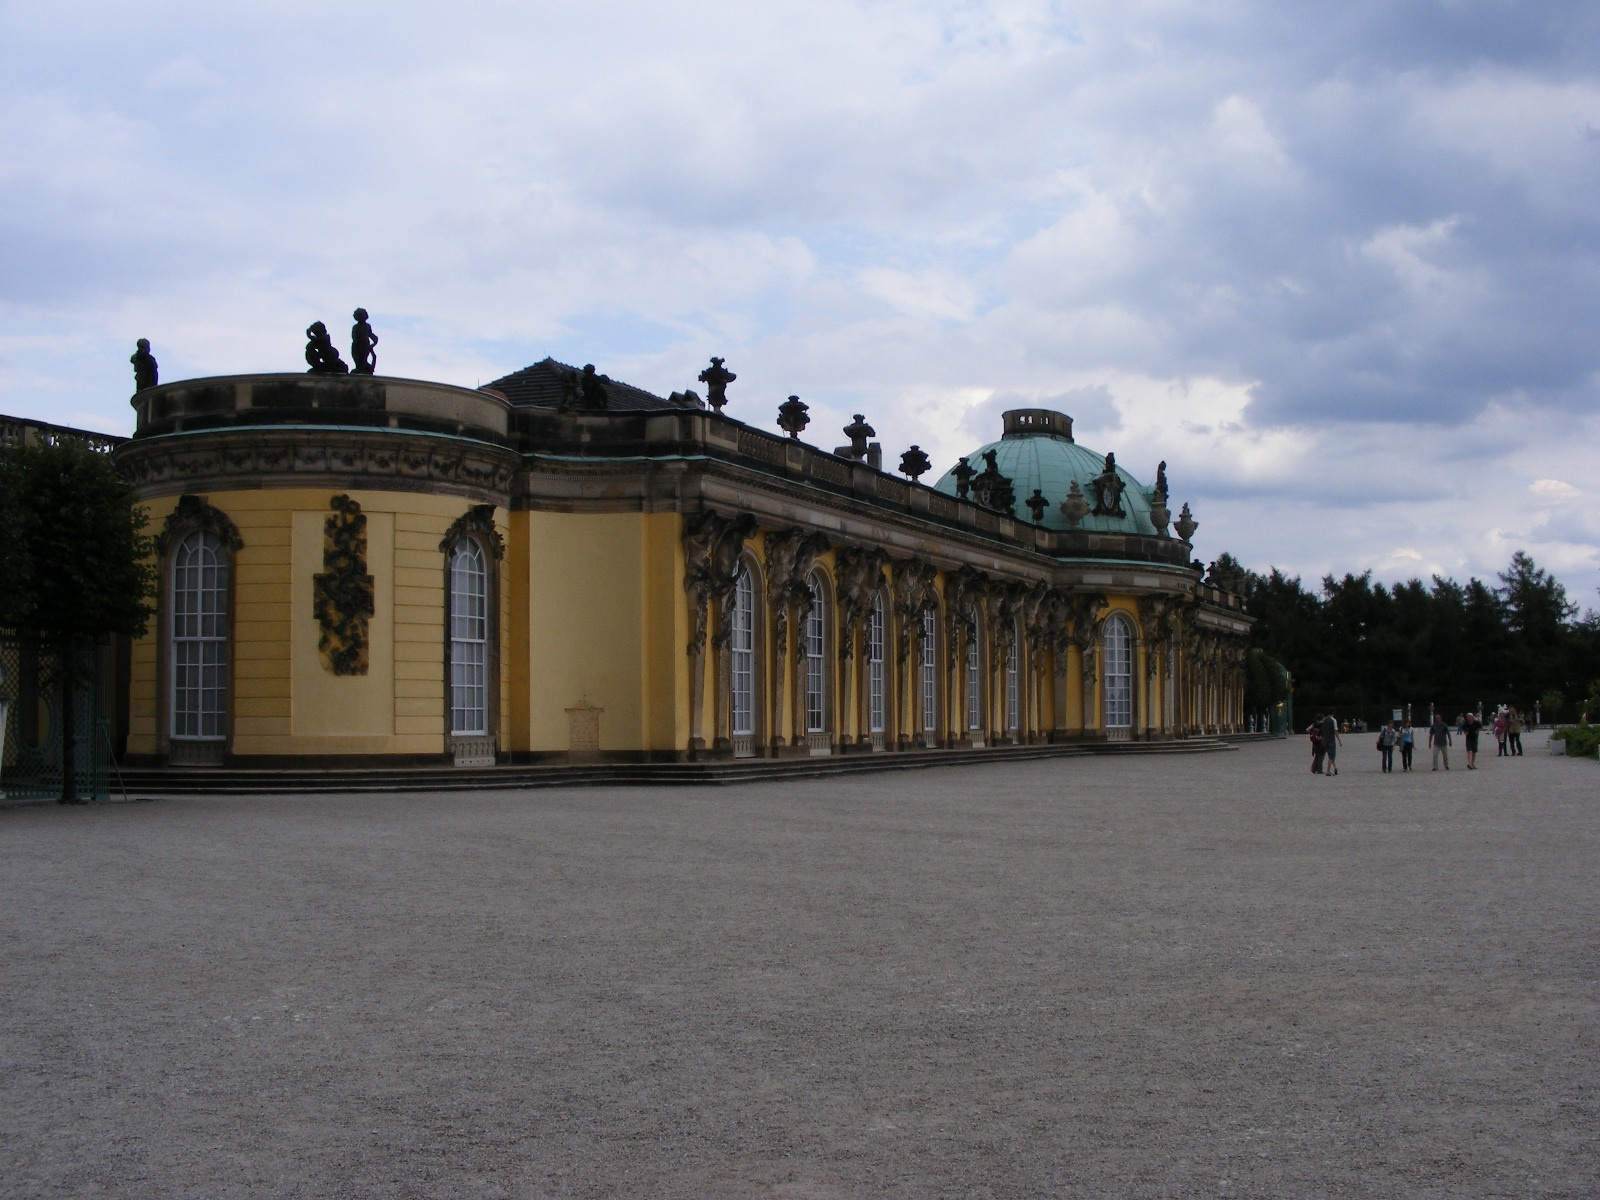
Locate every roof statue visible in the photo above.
<box><xmin>305</xmin><ymin>322</ymin><xmax>349</xmax><ymax>375</ymax></box>
<box><xmin>1025</xmin><ymin>488</ymin><xmax>1049</xmax><ymax>524</ymax></box>
<box><xmin>777</xmin><ymin>394</ymin><xmax>810</xmax><ymax>439</ymax></box>
<box><xmin>971</xmin><ymin>449</ymin><xmax>1016</xmax><ymax>513</ymax></box>
<box><xmin>1149</xmin><ymin>460</ymin><xmax>1172</xmax><ymax>535</ymax></box>
<box><xmin>1060</xmin><ymin>480</ymin><xmax>1089</xmax><ymax>529</ymax></box>
<box><xmin>1090</xmin><ymin>452</ymin><xmax>1126</xmax><ymax>517</ymax></box>
<box><xmin>841</xmin><ymin>414</ymin><xmax>875</xmax><ymax>461</ymax></box>
<box><xmin>899</xmin><ymin>445</ymin><xmax>932</xmax><ymax>481</ymax></box>
<box><xmin>350</xmin><ymin>308</ymin><xmax>378</xmax><ymax>376</ymax></box>
<box><xmin>697</xmin><ymin>357</ymin><xmax>736</xmax><ymax>413</ymax></box>
<box><xmin>951</xmin><ymin>455</ymin><xmax>975</xmax><ymax>498</ymax></box>
<box><xmin>130</xmin><ymin>339</ymin><xmax>157</xmax><ymax>393</ymax></box>
<box><xmin>1175</xmin><ymin>502</ymin><xmax>1198</xmax><ymax>543</ymax></box>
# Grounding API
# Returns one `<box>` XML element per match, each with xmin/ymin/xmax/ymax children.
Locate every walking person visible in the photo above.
<box><xmin>1430</xmin><ymin>713</ymin><xmax>1452</xmax><ymax>770</ymax></box>
<box><xmin>1307</xmin><ymin>716</ymin><xmax>1325</xmax><ymax>774</ymax></box>
<box><xmin>1399</xmin><ymin>719</ymin><xmax>1415</xmax><ymax>771</ymax></box>
<box><xmin>1320</xmin><ymin>710</ymin><xmax>1343</xmax><ymax>776</ymax></box>
<box><xmin>1508</xmin><ymin>707</ymin><xmax>1525</xmax><ymax>756</ymax></box>
<box><xmin>1378</xmin><ymin>721</ymin><xmax>1398</xmax><ymax>773</ymax></box>
<box><xmin>1463</xmin><ymin>709</ymin><xmax>1483</xmax><ymax>769</ymax></box>
<box><xmin>1494</xmin><ymin>709</ymin><xmax>1509</xmax><ymax>756</ymax></box>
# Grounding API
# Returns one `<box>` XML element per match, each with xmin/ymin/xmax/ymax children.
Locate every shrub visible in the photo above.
<box><xmin>1550</xmin><ymin>723</ymin><xmax>1600</xmax><ymax>759</ymax></box>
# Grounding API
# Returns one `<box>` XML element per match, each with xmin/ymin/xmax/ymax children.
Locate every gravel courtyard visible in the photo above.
<box><xmin>2</xmin><ymin>737</ymin><xmax>1595</xmax><ymax>1199</ymax></box>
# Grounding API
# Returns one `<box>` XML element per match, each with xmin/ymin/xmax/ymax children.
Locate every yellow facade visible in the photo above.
<box><xmin>112</xmin><ymin>370</ymin><xmax>1251</xmax><ymax>768</ymax></box>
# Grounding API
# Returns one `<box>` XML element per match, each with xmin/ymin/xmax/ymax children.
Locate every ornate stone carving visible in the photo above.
<box><xmin>1024</xmin><ymin>489</ymin><xmax>1048</xmax><ymax>524</ymax></box>
<box><xmin>1059</xmin><ymin>481</ymin><xmax>1089</xmax><ymax>529</ymax></box>
<box><xmin>763</xmin><ymin>527</ymin><xmax>831</xmax><ymax>658</ymax></box>
<box><xmin>841</xmin><ymin>415</ymin><xmax>875</xmax><ymax>461</ymax></box>
<box><xmin>440</xmin><ymin>504</ymin><xmax>505</xmax><ymax>559</ymax></box>
<box><xmin>1148</xmin><ymin>462</ymin><xmax>1171</xmax><ymax>535</ymax></box>
<box><xmin>566</xmin><ymin>364</ymin><xmax>610</xmax><ymax>412</ymax></box>
<box><xmin>971</xmin><ymin>450</ymin><xmax>1016</xmax><ymax>514</ymax></box>
<box><xmin>899</xmin><ymin>445</ymin><xmax>932</xmax><ymax>481</ymax></box>
<box><xmin>313</xmin><ymin>494</ymin><xmax>374</xmax><ymax>675</ymax></box>
<box><xmin>951</xmin><ymin>456</ymin><xmax>974</xmax><ymax>499</ymax></box>
<box><xmin>697</xmin><ymin>357</ymin><xmax>736</xmax><ymax>413</ymax></box>
<box><xmin>155</xmin><ymin>493</ymin><xmax>244</xmax><ymax>556</ymax></box>
<box><xmin>305</xmin><ymin>322</ymin><xmax>349</xmax><ymax>375</ymax></box>
<box><xmin>350</xmin><ymin>308</ymin><xmax>379</xmax><ymax>376</ymax></box>
<box><xmin>777</xmin><ymin>395</ymin><xmax>810</xmax><ymax>439</ymax></box>
<box><xmin>131</xmin><ymin>339</ymin><xmax>158</xmax><ymax>393</ymax></box>
<box><xmin>1174</xmin><ymin>502</ymin><xmax>1198</xmax><ymax>543</ymax></box>
<box><xmin>835</xmin><ymin>545</ymin><xmax>890</xmax><ymax>661</ymax></box>
<box><xmin>682</xmin><ymin>510</ymin><xmax>759</xmax><ymax>654</ymax></box>
<box><xmin>891</xmin><ymin>559</ymin><xmax>939</xmax><ymax>665</ymax></box>
<box><xmin>1090</xmin><ymin>452</ymin><xmax>1126</xmax><ymax>517</ymax></box>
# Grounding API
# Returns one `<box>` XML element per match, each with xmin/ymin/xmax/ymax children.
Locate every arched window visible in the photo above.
<box><xmin>966</xmin><ymin>627</ymin><xmax>982</xmax><ymax>732</ymax></box>
<box><xmin>1006</xmin><ymin>622</ymin><xmax>1020</xmax><ymax>733</ymax></box>
<box><xmin>804</xmin><ymin>576</ymin><xmax>827</xmax><ymax>734</ymax></box>
<box><xmin>170</xmin><ymin>530</ymin><xmax>229</xmax><ymax>743</ymax></box>
<box><xmin>920</xmin><ymin>608</ymin><xmax>938</xmax><ymax>734</ymax></box>
<box><xmin>867</xmin><ymin>593</ymin><xmax>886</xmax><ymax>735</ymax></box>
<box><xmin>449</xmin><ymin>539</ymin><xmax>489</xmax><ymax>736</ymax></box>
<box><xmin>731</xmin><ymin>567</ymin><xmax>756</xmax><ymax>738</ymax></box>
<box><xmin>1103</xmin><ymin>614</ymin><xmax>1133</xmax><ymax>730</ymax></box>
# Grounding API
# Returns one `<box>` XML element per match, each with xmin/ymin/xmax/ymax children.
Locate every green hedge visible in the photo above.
<box><xmin>1551</xmin><ymin>723</ymin><xmax>1600</xmax><ymax>759</ymax></box>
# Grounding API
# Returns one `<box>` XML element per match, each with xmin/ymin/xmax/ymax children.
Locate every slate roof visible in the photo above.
<box><xmin>484</xmin><ymin>358</ymin><xmax>694</xmax><ymax>412</ymax></box>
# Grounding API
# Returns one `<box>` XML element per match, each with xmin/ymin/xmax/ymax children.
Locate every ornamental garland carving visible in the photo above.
<box><xmin>313</xmin><ymin>494</ymin><xmax>375</xmax><ymax>676</ymax></box>
<box><xmin>155</xmin><ymin>493</ymin><xmax>244</xmax><ymax>556</ymax></box>
<box><xmin>440</xmin><ymin>504</ymin><xmax>505</xmax><ymax>560</ymax></box>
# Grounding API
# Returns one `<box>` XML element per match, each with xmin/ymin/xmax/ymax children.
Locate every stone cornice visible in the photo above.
<box><xmin>114</xmin><ymin>426</ymin><xmax>519</xmax><ymax>507</ymax></box>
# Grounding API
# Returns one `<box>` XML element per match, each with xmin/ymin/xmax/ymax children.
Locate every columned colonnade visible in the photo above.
<box><xmin>683</xmin><ymin>512</ymin><xmax>1248</xmax><ymax>757</ymax></box>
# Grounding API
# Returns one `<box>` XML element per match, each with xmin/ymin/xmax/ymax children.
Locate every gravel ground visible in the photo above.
<box><xmin>1</xmin><ymin>736</ymin><xmax>1595</xmax><ymax>1199</ymax></box>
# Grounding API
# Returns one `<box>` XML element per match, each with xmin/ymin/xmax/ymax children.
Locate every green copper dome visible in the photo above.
<box><xmin>933</xmin><ymin>409</ymin><xmax>1163</xmax><ymax>535</ymax></box>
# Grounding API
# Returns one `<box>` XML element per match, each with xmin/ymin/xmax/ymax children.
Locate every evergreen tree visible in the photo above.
<box><xmin>0</xmin><ymin>438</ymin><xmax>154</xmax><ymax>801</ymax></box>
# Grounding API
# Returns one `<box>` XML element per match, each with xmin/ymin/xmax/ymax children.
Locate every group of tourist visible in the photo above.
<box><xmin>1306</xmin><ymin>706</ymin><xmax>1528</xmax><ymax>774</ymax></box>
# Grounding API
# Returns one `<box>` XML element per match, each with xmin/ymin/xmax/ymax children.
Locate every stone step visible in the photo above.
<box><xmin>111</xmin><ymin>737</ymin><xmax>1234</xmax><ymax>797</ymax></box>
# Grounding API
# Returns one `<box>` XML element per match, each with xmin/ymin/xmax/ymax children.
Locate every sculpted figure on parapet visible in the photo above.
<box><xmin>305</xmin><ymin>322</ymin><xmax>349</xmax><ymax>375</ymax></box>
<box><xmin>1090</xmin><ymin>452</ymin><xmax>1126</xmax><ymax>517</ymax></box>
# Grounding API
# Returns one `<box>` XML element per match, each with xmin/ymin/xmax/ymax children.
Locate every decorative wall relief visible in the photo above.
<box><xmin>313</xmin><ymin>494</ymin><xmax>374</xmax><ymax>675</ymax></box>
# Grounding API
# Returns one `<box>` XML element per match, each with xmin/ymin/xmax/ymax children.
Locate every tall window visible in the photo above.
<box><xmin>804</xmin><ymin>578</ymin><xmax>826</xmax><ymax>733</ymax></box>
<box><xmin>867</xmin><ymin>594</ymin><xmax>885</xmax><ymax>733</ymax></box>
<box><xmin>170</xmin><ymin>530</ymin><xmax>228</xmax><ymax>740</ymax></box>
<box><xmin>1104</xmin><ymin>614</ymin><xmax>1133</xmax><ymax>729</ymax></box>
<box><xmin>966</xmin><ymin>630</ymin><xmax>981</xmax><ymax>730</ymax></box>
<box><xmin>732</xmin><ymin>568</ymin><xmax>755</xmax><ymax>736</ymax></box>
<box><xmin>1006</xmin><ymin>624</ymin><xmax>1020</xmax><ymax>732</ymax></box>
<box><xmin>920</xmin><ymin>609</ymin><xmax>937</xmax><ymax>732</ymax></box>
<box><xmin>449</xmin><ymin>539</ymin><xmax>489</xmax><ymax>736</ymax></box>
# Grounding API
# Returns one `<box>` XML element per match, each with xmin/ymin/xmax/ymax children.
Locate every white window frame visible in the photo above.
<box><xmin>1007</xmin><ymin>624</ymin><xmax>1020</xmax><ymax>733</ymax></box>
<box><xmin>967</xmin><ymin>629</ymin><xmax>982</xmax><ymax>731</ymax></box>
<box><xmin>170</xmin><ymin>529</ymin><xmax>228</xmax><ymax>741</ymax></box>
<box><xmin>449</xmin><ymin>539</ymin><xmax>489</xmax><ymax>737</ymax></box>
<box><xmin>920</xmin><ymin>608</ymin><xmax>938</xmax><ymax>733</ymax></box>
<box><xmin>804</xmin><ymin>579</ymin><xmax>827</xmax><ymax>733</ymax></box>
<box><xmin>1104</xmin><ymin>614</ymin><xmax>1133</xmax><ymax>729</ymax></box>
<box><xmin>732</xmin><ymin>568</ymin><xmax>756</xmax><ymax>737</ymax></box>
<box><xmin>867</xmin><ymin>594</ymin><xmax>886</xmax><ymax>733</ymax></box>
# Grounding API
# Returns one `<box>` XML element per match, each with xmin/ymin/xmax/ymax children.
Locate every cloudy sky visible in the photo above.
<box><xmin>3</xmin><ymin>0</ymin><xmax>1597</xmax><ymax>602</ymax></box>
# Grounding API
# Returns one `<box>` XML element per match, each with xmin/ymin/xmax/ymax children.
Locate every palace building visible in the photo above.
<box><xmin>107</xmin><ymin>355</ymin><xmax>1251</xmax><ymax>768</ymax></box>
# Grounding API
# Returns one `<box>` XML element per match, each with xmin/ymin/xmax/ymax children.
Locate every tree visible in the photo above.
<box><xmin>0</xmin><ymin>438</ymin><xmax>154</xmax><ymax>801</ymax></box>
